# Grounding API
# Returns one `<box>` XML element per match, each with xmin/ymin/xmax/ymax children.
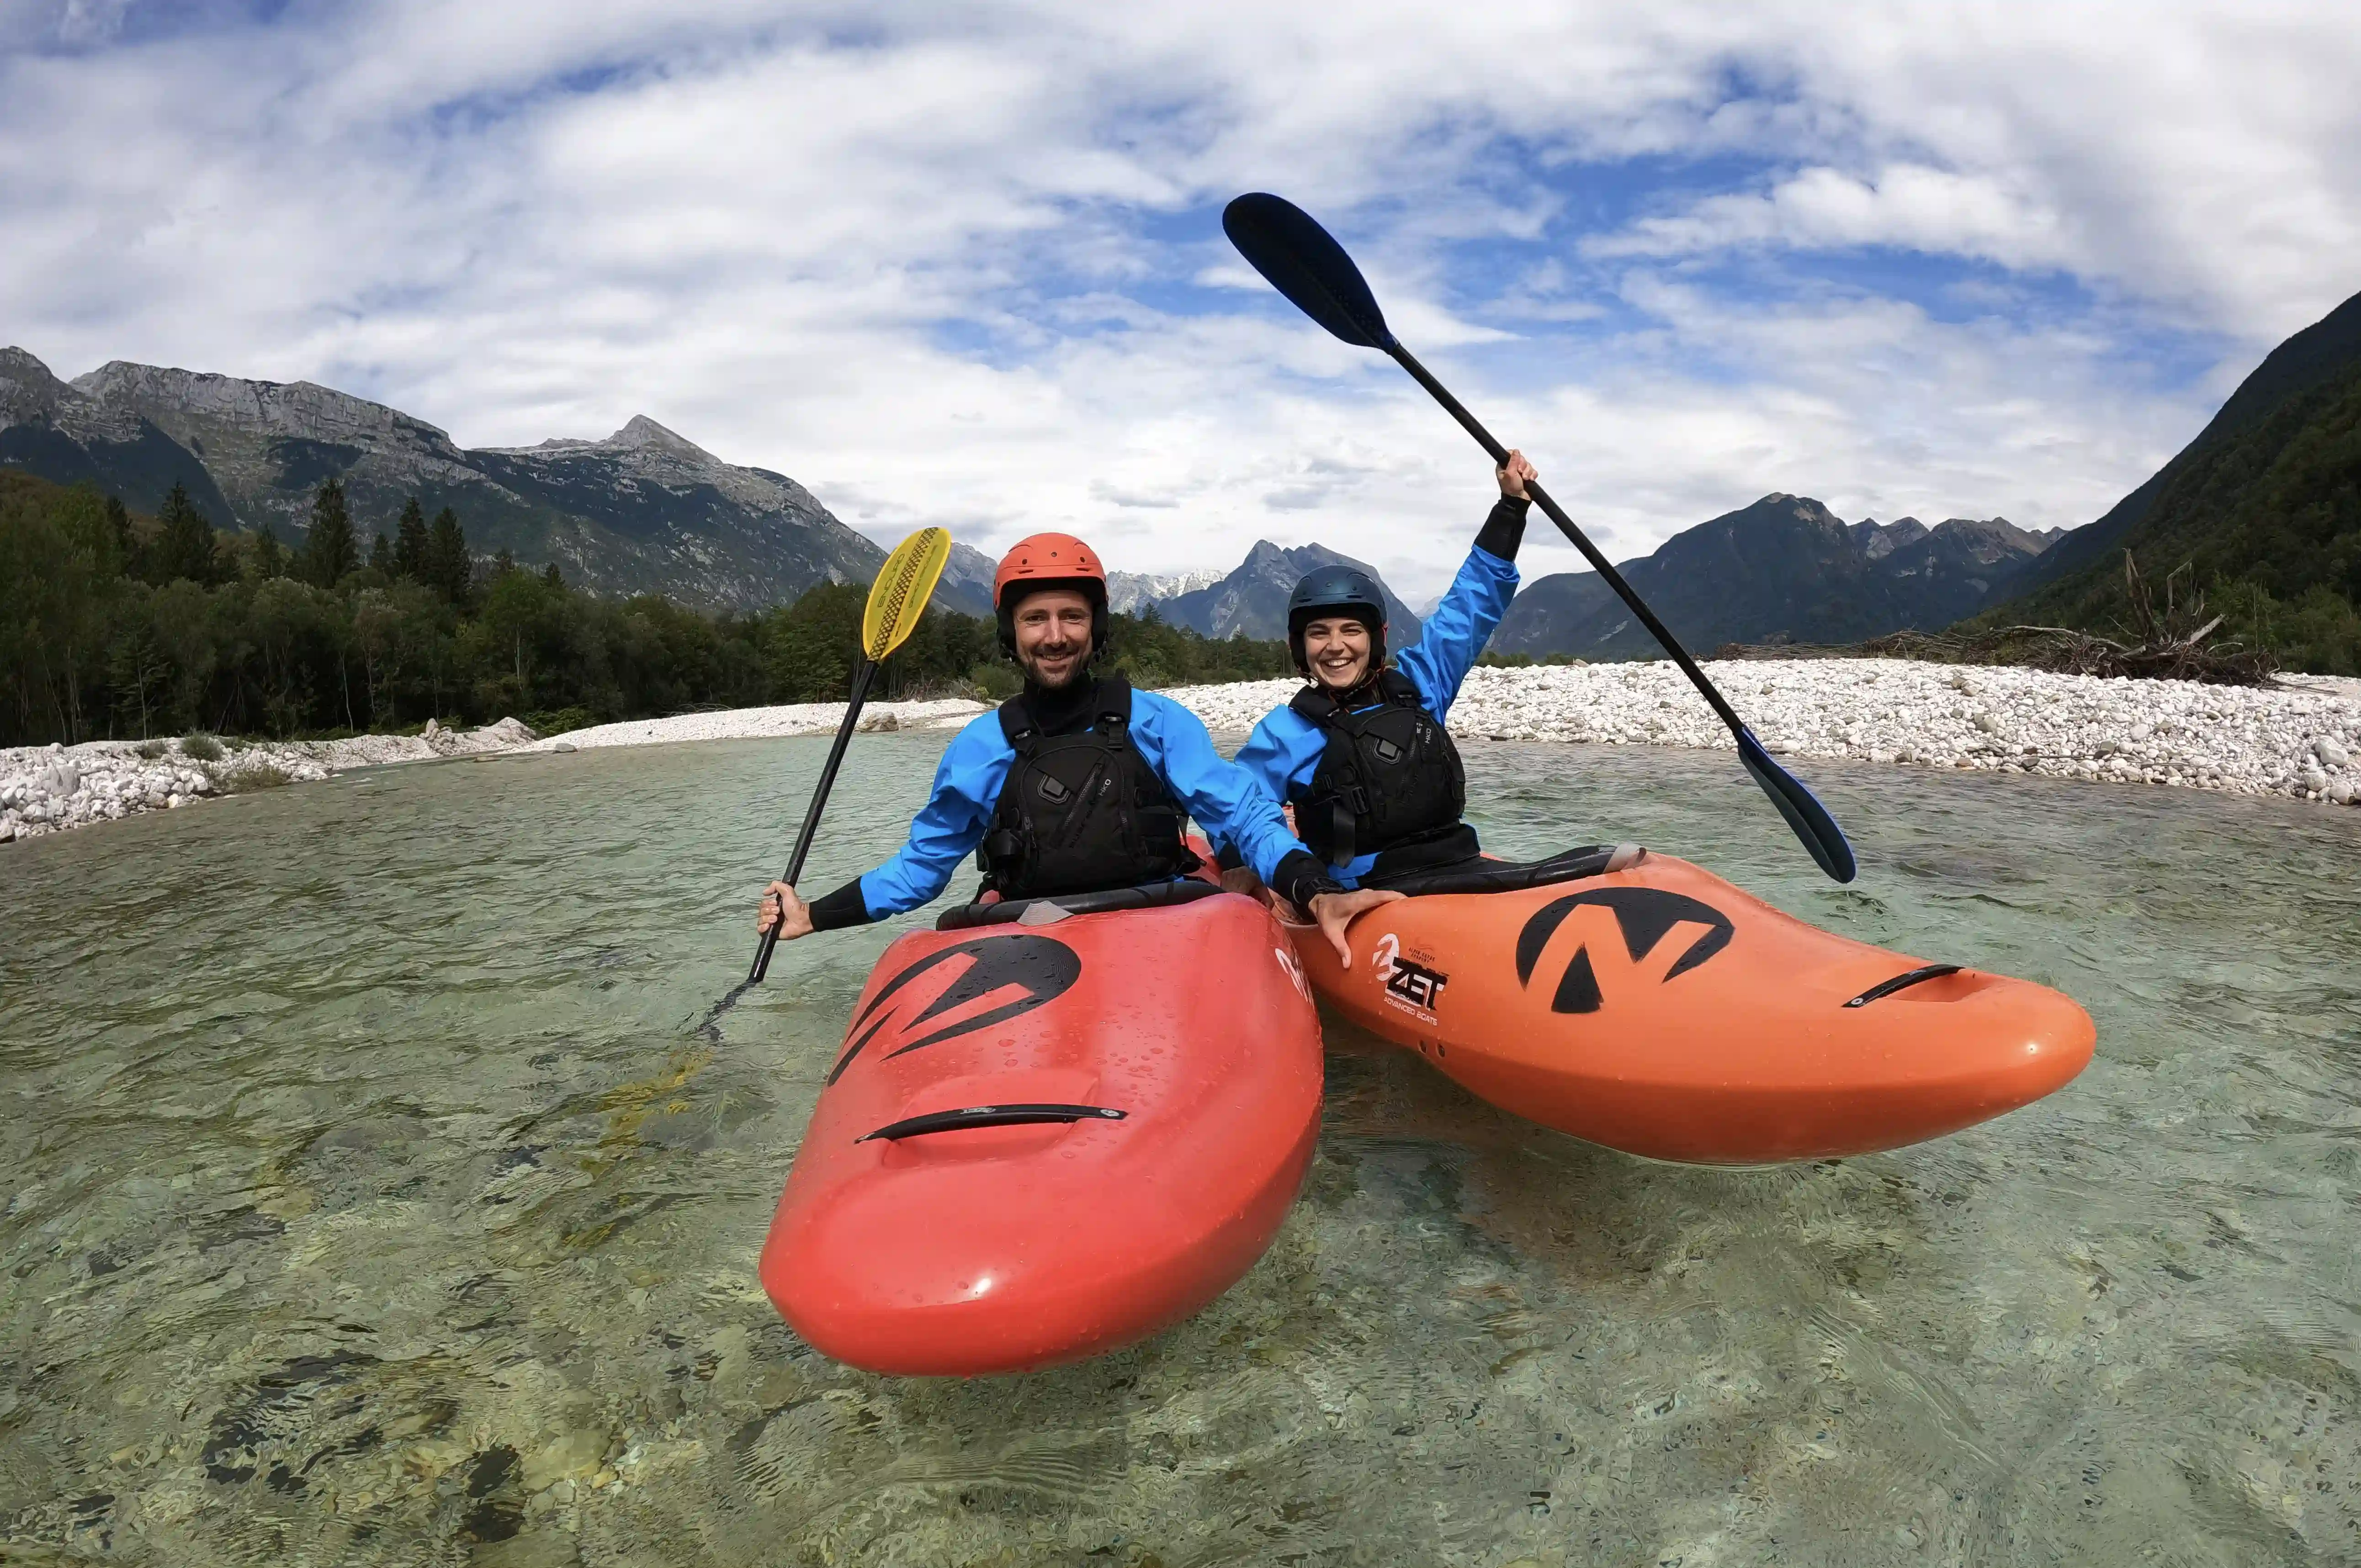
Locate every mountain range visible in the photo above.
<box><xmin>1487</xmin><ymin>496</ymin><xmax>2063</xmax><ymax>658</ymax></box>
<box><xmin>27</xmin><ymin>324</ymin><xmax>2339</xmax><ymax>672</ymax></box>
<box><xmin>1150</xmin><ymin>540</ymin><xmax>1424</xmax><ymax>647</ymax></box>
<box><xmin>0</xmin><ymin>347</ymin><xmax>998</xmax><ymax>617</ymax></box>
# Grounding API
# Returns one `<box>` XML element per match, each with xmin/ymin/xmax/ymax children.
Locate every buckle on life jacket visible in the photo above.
<box><xmin>977</xmin><ymin>826</ymin><xmax>1027</xmax><ymax>872</ymax></box>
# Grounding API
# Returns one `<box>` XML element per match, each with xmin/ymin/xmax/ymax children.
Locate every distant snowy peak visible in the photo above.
<box><xmin>1107</xmin><ymin>567</ymin><xmax>1226</xmax><ymax>614</ymax></box>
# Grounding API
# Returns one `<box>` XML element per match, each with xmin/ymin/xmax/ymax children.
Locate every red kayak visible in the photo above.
<box><xmin>759</xmin><ymin>882</ymin><xmax>1322</xmax><ymax>1376</ymax></box>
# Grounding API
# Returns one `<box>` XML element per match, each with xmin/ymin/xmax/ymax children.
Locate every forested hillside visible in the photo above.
<box><xmin>0</xmin><ymin>472</ymin><xmax>1291</xmax><ymax>747</ymax></box>
<box><xmin>1975</xmin><ymin>291</ymin><xmax>2361</xmax><ymax>673</ymax></box>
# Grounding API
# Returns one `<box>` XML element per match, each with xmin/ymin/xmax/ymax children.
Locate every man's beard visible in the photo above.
<box><xmin>1018</xmin><ymin>644</ymin><xmax>1088</xmax><ymax>689</ymax></box>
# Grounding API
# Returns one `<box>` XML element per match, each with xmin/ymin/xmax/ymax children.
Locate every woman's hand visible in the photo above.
<box><xmin>1497</xmin><ymin>449</ymin><xmax>1537</xmax><ymax>500</ymax></box>
<box><xmin>1306</xmin><ymin>887</ymin><xmax>1407</xmax><ymax>968</ymax></box>
<box><xmin>757</xmin><ymin>881</ymin><xmax>814</xmax><ymax>943</ymax></box>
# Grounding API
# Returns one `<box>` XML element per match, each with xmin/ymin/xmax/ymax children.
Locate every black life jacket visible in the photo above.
<box><xmin>975</xmin><ymin>675</ymin><xmax>1200</xmax><ymax>900</ymax></box>
<box><xmin>1290</xmin><ymin>669</ymin><xmax>1470</xmax><ymax>871</ymax></box>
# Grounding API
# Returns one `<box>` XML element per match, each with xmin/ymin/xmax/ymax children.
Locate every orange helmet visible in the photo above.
<box><xmin>993</xmin><ymin>533</ymin><xmax>1109</xmax><ymax>657</ymax></box>
<box><xmin>992</xmin><ymin>533</ymin><xmax>1105</xmax><ymax>609</ymax></box>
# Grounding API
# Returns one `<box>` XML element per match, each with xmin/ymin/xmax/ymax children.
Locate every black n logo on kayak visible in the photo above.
<box><xmin>1514</xmin><ymin>888</ymin><xmax>1733</xmax><ymax>1015</ymax></box>
<box><xmin>827</xmin><ymin>934</ymin><xmax>1082</xmax><ymax>1085</ymax></box>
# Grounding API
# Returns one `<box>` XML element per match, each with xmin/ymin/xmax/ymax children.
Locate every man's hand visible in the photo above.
<box><xmin>1496</xmin><ymin>449</ymin><xmax>1537</xmax><ymax>500</ymax></box>
<box><xmin>757</xmin><ymin>880</ymin><xmax>813</xmax><ymax>943</ymax></box>
<box><xmin>1306</xmin><ymin>887</ymin><xmax>1407</xmax><ymax>968</ymax></box>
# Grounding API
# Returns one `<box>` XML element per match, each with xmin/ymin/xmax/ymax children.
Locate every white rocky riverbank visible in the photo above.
<box><xmin>511</xmin><ymin>698</ymin><xmax>989</xmax><ymax>753</ymax></box>
<box><xmin>6</xmin><ymin>662</ymin><xmax>2357</xmax><ymax>847</ymax></box>
<box><xmin>1165</xmin><ymin>660</ymin><xmax>2361</xmax><ymax>806</ymax></box>
<box><xmin>0</xmin><ymin>703</ymin><xmax>989</xmax><ymax>845</ymax></box>
<box><xmin>0</xmin><ymin>717</ymin><xmax>540</xmax><ymax>844</ymax></box>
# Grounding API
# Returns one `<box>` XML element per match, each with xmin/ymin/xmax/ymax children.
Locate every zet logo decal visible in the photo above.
<box><xmin>1273</xmin><ymin>946</ymin><xmax>1311</xmax><ymax>1003</ymax></box>
<box><xmin>827</xmin><ymin>933</ymin><xmax>1081</xmax><ymax>1084</ymax></box>
<box><xmin>1371</xmin><ymin>932</ymin><xmax>1449</xmax><ymax>1023</ymax></box>
<box><xmin>1513</xmin><ymin>888</ymin><xmax>1733</xmax><ymax>1015</ymax></box>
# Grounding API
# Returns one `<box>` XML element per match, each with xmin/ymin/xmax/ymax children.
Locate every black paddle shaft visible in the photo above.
<box><xmin>1385</xmin><ymin>341</ymin><xmax>1749</xmax><ymax>739</ymax></box>
<box><xmin>748</xmin><ymin>657</ymin><xmax>878</xmax><ymax>985</ymax></box>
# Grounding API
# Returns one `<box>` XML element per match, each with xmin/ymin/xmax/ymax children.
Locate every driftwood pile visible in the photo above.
<box><xmin>1717</xmin><ymin>555</ymin><xmax>2278</xmax><ymax>687</ymax></box>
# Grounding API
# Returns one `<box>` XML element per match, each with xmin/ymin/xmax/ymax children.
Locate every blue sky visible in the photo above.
<box><xmin>4</xmin><ymin>1</ymin><xmax>2357</xmax><ymax>599</ymax></box>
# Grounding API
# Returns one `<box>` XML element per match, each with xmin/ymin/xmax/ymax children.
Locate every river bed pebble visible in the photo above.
<box><xmin>1166</xmin><ymin>659</ymin><xmax>2361</xmax><ymax>806</ymax></box>
<box><xmin>5</xmin><ymin>662</ymin><xmax>2356</xmax><ymax>846</ymax></box>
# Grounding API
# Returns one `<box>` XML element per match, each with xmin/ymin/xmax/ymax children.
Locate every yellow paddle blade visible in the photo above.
<box><xmin>861</xmin><ymin>526</ymin><xmax>953</xmax><ymax>662</ymax></box>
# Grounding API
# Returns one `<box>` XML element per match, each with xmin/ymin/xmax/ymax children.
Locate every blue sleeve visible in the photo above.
<box><xmin>1230</xmin><ymin>707</ymin><xmax>1325</xmax><ymax>814</ymax></box>
<box><xmin>854</xmin><ymin>715</ymin><xmax>1010</xmax><ymax>917</ymax></box>
<box><xmin>1394</xmin><ymin>544</ymin><xmax>1517</xmax><ymax>720</ymax></box>
<box><xmin>1132</xmin><ymin>692</ymin><xmax>1311</xmax><ymax>885</ymax></box>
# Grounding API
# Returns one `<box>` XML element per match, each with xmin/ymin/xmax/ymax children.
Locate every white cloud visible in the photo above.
<box><xmin>1587</xmin><ymin>164</ymin><xmax>2076</xmax><ymax>273</ymax></box>
<box><xmin>0</xmin><ymin>0</ymin><xmax>2356</xmax><ymax>603</ymax></box>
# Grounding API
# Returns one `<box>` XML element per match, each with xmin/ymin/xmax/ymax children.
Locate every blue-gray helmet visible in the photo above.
<box><xmin>1286</xmin><ymin>567</ymin><xmax>1387</xmax><ymax>675</ymax></box>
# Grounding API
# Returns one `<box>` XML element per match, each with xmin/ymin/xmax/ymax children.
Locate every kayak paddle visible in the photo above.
<box><xmin>747</xmin><ymin>525</ymin><xmax>955</xmax><ymax>985</ymax></box>
<box><xmin>1221</xmin><ymin>191</ymin><xmax>1857</xmax><ymax>884</ymax></box>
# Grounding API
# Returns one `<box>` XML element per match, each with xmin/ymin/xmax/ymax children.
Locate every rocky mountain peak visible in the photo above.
<box><xmin>611</xmin><ymin>414</ymin><xmax>707</xmax><ymax>457</ymax></box>
<box><xmin>1921</xmin><ymin>516</ymin><xmax>2053</xmax><ymax>565</ymax></box>
<box><xmin>1156</xmin><ymin>540</ymin><xmax>1421</xmax><ymax>644</ymax></box>
<box><xmin>70</xmin><ymin>359</ymin><xmax>460</xmax><ymax>455</ymax></box>
<box><xmin>1849</xmin><ymin>515</ymin><xmax>1931</xmax><ymax>561</ymax></box>
<box><xmin>0</xmin><ymin>346</ymin><xmax>83</xmax><ymax>423</ymax></box>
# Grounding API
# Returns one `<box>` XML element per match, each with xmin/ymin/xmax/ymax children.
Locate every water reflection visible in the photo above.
<box><xmin>3</xmin><ymin>732</ymin><xmax>2357</xmax><ymax>1564</ymax></box>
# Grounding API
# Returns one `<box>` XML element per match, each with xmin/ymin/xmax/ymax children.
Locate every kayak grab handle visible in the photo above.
<box><xmin>936</xmin><ymin>877</ymin><xmax>1224</xmax><ymax>930</ymax></box>
<box><xmin>857</xmin><ymin>1103</ymin><xmax>1129</xmax><ymax>1142</ymax></box>
<box><xmin>1842</xmin><ymin>964</ymin><xmax>1964</xmax><ymax>1008</ymax></box>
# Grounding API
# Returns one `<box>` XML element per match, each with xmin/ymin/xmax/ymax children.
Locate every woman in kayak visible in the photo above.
<box><xmin>1222</xmin><ymin>452</ymin><xmax>1536</xmax><ymax>894</ymax></box>
<box><xmin>758</xmin><ymin>533</ymin><xmax>1401</xmax><ymax>962</ymax></box>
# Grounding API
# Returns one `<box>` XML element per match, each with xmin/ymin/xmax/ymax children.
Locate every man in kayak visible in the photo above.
<box><xmin>758</xmin><ymin>533</ymin><xmax>1402</xmax><ymax>963</ymax></box>
<box><xmin>1221</xmin><ymin>452</ymin><xmax>1538</xmax><ymax>894</ymax></box>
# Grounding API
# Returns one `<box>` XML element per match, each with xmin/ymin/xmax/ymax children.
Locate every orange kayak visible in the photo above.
<box><xmin>1285</xmin><ymin>850</ymin><xmax>2093</xmax><ymax>1163</ymax></box>
<box><xmin>761</xmin><ymin>884</ymin><xmax>1321</xmax><ymax>1375</ymax></box>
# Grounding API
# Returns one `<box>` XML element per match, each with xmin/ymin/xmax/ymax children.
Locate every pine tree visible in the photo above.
<box><xmin>493</xmin><ymin>547</ymin><xmax>517</xmax><ymax>577</ymax></box>
<box><xmin>104</xmin><ymin>494</ymin><xmax>139</xmax><ymax>578</ymax></box>
<box><xmin>252</xmin><ymin>524</ymin><xmax>286</xmax><ymax>580</ymax></box>
<box><xmin>542</xmin><ymin>562</ymin><xmax>564</xmax><ymax>589</ymax></box>
<box><xmin>152</xmin><ymin>482</ymin><xmax>218</xmax><ymax>584</ymax></box>
<box><xmin>393</xmin><ymin>496</ymin><xmax>429</xmax><ymax>579</ymax></box>
<box><xmin>425</xmin><ymin>506</ymin><xmax>471</xmax><ymax>605</ymax></box>
<box><xmin>370</xmin><ymin>531</ymin><xmax>394</xmax><ymax>573</ymax></box>
<box><xmin>300</xmin><ymin>476</ymin><xmax>358</xmax><ymax>588</ymax></box>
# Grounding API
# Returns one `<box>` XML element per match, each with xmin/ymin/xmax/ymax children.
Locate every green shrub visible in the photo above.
<box><xmin>180</xmin><ymin>733</ymin><xmax>224</xmax><ymax>761</ymax></box>
<box><xmin>522</xmin><ymin>707</ymin><xmax>598</xmax><ymax>737</ymax></box>
<box><xmin>967</xmin><ymin>662</ymin><xmax>1024</xmax><ymax>700</ymax></box>
<box><xmin>219</xmin><ymin>763</ymin><xmax>291</xmax><ymax>793</ymax></box>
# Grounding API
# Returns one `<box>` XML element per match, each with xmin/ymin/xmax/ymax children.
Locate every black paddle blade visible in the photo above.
<box><xmin>1222</xmin><ymin>193</ymin><xmax>1392</xmax><ymax>350</ymax></box>
<box><xmin>1736</xmin><ymin>729</ymin><xmax>1857</xmax><ymax>883</ymax></box>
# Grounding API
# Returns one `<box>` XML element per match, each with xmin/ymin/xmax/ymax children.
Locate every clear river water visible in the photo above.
<box><xmin>4</xmin><ymin>731</ymin><xmax>2358</xmax><ymax>1567</ymax></box>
